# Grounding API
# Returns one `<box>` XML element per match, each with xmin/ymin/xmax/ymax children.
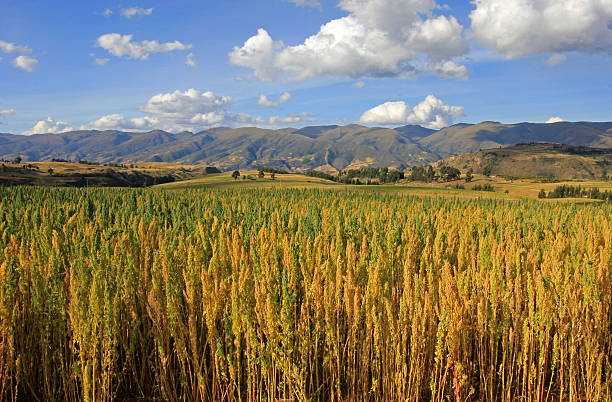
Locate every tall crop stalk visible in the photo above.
<box><xmin>0</xmin><ymin>186</ymin><xmax>609</xmax><ymax>400</ymax></box>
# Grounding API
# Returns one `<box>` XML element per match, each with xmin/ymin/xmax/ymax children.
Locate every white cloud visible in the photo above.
<box><xmin>360</xmin><ymin>94</ymin><xmax>464</xmax><ymax>129</ymax></box>
<box><xmin>80</xmin><ymin>114</ymin><xmax>160</xmax><ymax>131</ymax></box>
<box><xmin>470</xmin><ymin>0</ymin><xmax>612</xmax><ymax>59</ymax></box>
<box><xmin>90</xmin><ymin>53</ymin><xmax>110</xmax><ymax>66</ymax></box>
<box><xmin>546</xmin><ymin>116</ymin><xmax>565</xmax><ymax>123</ymax></box>
<box><xmin>23</xmin><ymin>117</ymin><xmax>73</xmax><ymax>135</ymax></box>
<box><xmin>120</xmin><ymin>7</ymin><xmax>154</xmax><ymax>18</ymax></box>
<box><xmin>101</xmin><ymin>8</ymin><xmax>113</xmax><ymax>17</ymax></box>
<box><xmin>139</xmin><ymin>89</ymin><xmax>232</xmax><ymax>118</ymax></box>
<box><xmin>186</xmin><ymin>52</ymin><xmax>198</xmax><ymax>68</ymax></box>
<box><xmin>13</xmin><ymin>55</ymin><xmax>38</xmax><ymax>72</ymax></box>
<box><xmin>96</xmin><ymin>33</ymin><xmax>192</xmax><ymax>60</ymax></box>
<box><xmin>0</xmin><ymin>109</ymin><xmax>15</xmax><ymax>116</ymax></box>
<box><xmin>80</xmin><ymin>89</ymin><xmax>233</xmax><ymax>132</ymax></box>
<box><xmin>424</xmin><ymin>60</ymin><xmax>469</xmax><ymax>80</ymax></box>
<box><xmin>257</xmin><ymin>91</ymin><xmax>291</xmax><ymax>107</ymax></box>
<box><xmin>230</xmin><ymin>0</ymin><xmax>468</xmax><ymax>81</ymax></box>
<box><xmin>229</xmin><ymin>28</ymin><xmax>285</xmax><ymax>81</ymax></box>
<box><xmin>288</xmin><ymin>0</ymin><xmax>322</xmax><ymax>10</ymax></box>
<box><xmin>267</xmin><ymin>115</ymin><xmax>310</xmax><ymax>125</ymax></box>
<box><xmin>77</xmin><ymin>88</ymin><xmax>316</xmax><ymax>132</ymax></box>
<box><xmin>352</xmin><ymin>81</ymin><xmax>365</xmax><ymax>88</ymax></box>
<box><xmin>0</xmin><ymin>40</ymin><xmax>30</xmax><ymax>54</ymax></box>
<box><xmin>546</xmin><ymin>53</ymin><xmax>567</xmax><ymax>66</ymax></box>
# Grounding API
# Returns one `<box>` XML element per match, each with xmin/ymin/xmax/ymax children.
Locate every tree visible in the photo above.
<box><xmin>232</xmin><ymin>170</ymin><xmax>240</xmax><ymax>180</ymax></box>
<box><xmin>439</xmin><ymin>165</ymin><xmax>460</xmax><ymax>181</ymax></box>
<box><xmin>258</xmin><ymin>169</ymin><xmax>265</xmax><ymax>178</ymax></box>
<box><xmin>483</xmin><ymin>164</ymin><xmax>493</xmax><ymax>177</ymax></box>
<box><xmin>13</xmin><ymin>156</ymin><xmax>22</xmax><ymax>164</ymax></box>
<box><xmin>465</xmin><ymin>168</ymin><xmax>473</xmax><ymax>183</ymax></box>
<box><xmin>270</xmin><ymin>172</ymin><xmax>276</xmax><ymax>180</ymax></box>
<box><xmin>48</xmin><ymin>168</ymin><xmax>54</xmax><ymax>175</ymax></box>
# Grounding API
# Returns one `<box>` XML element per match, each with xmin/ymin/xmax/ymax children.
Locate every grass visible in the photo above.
<box><xmin>156</xmin><ymin>171</ymin><xmax>612</xmax><ymax>201</ymax></box>
<box><xmin>5</xmin><ymin>160</ymin><xmax>612</xmax><ymax>202</ymax></box>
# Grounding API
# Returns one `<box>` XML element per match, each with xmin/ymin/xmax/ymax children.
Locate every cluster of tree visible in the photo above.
<box><xmin>231</xmin><ymin>169</ymin><xmax>277</xmax><ymax>180</ymax></box>
<box><xmin>305</xmin><ymin>167</ymin><xmax>404</xmax><ymax>185</ymax></box>
<box><xmin>305</xmin><ymin>170</ymin><xmax>335</xmax><ymax>181</ymax></box>
<box><xmin>338</xmin><ymin>167</ymin><xmax>404</xmax><ymax>184</ymax></box>
<box><xmin>4</xmin><ymin>156</ymin><xmax>24</xmax><ymax>164</ymax></box>
<box><xmin>407</xmin><ymin>165</ymin><xmax>462</xmax><ymax>182</ymax></box>
<box><xmin>539</xmin><ymin>185</ymin><xmax>612</xmax><ymax>201</ymax></box>
<box><xmin>204</xmin><ymin>166</ymin><xmax>222</xmax><ymax>174</ymax></box>
<box><xmin>257</xmin><ymin>167</ymin><xmax>289</xmax><ymax>175</ymax></box>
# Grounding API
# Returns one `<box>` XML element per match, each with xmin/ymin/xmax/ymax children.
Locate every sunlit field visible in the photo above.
<box><xmin>0</xmin><ymin>186</ymin><xmax>610</xmax><ymax>401</ymax></box>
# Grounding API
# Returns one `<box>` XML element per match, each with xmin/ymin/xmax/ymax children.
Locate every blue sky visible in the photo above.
<box><xmin>0</xmin><ymin>0</ymin><xmax>610</xmax><ymax>134</ymax></box>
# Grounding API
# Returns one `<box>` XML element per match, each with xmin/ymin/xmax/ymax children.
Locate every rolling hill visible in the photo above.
<box><xmin>421</xmin><ymin>121</ymin><xmax>612</xmax><ymax>158</ymax></box>
<box><xmin>1</xmin><ymin>121</ymin><xmax>611</xmax><ymax>171</ymax></box>
<box><xmin>434</xmin><ymin>143</ymin><xmax>612</xmax><ymax>180</ymax></box>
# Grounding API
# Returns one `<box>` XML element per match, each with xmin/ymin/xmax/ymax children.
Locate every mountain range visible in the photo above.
<box><xmin>1</xmin><ymin>121</ymin><xmax>611</xmax><ymax>172</ymax></box>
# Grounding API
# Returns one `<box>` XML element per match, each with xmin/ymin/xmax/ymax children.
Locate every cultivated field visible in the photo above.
<box><xmin>0</xmin><ymin>186</ymin><xmax>610</xmax><ymax>401</ymax></box>
<box><xmin>157</xmin><ymin>170</ymin><xmax>612</xmax><ymax>201</ymax></box>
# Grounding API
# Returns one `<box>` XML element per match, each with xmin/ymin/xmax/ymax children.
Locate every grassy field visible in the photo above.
<box><xmin>0</xmin><ymin>161</ymin><xmax>218</xmax><ymax>187</ymax></box>
<box><xmin>156</xmin><ymin>170</ymin><xmax>612</xmax><ymax>201</ymax></box>
<box><xmin>4</xmin><ymin>160</ymin><xmax>612</xmax><ymax>202</ymax></box>
<box><xmin>0</xmin><ymin>186</ymin><xmax>610</xmax><ymax>401</ymax></box>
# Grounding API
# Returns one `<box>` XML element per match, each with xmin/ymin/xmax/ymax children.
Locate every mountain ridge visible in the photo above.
<box><xmin>1</xmin><ymin>121</ymin><xmax>611</xmax><ymax>171</ymax></box>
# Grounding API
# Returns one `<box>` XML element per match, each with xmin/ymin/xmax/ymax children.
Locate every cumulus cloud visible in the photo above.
<box><xmin>257</xmin><ymin>91</ymin><xmax>291</xmax><ymax>107</ymax></box>
<box><xmin>360</xmin><ymin>94</ymin><xmax>464</xmax><ymax>129</ymax></box>
<box><xmin>0</xmin><ymin>109</ymin><xmax>15</xmax><ymax>116</ymax></box>
<box><xmin>352</xmin><ymin>81</ymin><xmax>365</xmax><ymax>88</ymax></box>
<box><xmin>0</xmin><ymin>40</ymin><xmax>30</xmax><ymax>54</ymax></box>
<box><xmin>546</xmin><ymin>53</ymin><xmax>567</xmax><ymax>66</ymax></box>
<box><xmin>424</xmin><ymin>60</ymin><xmax>469</xmax><ymax>80</ymax></box>
<box><xmin>470</xmin><ymin>0</ymin><xmax>612</xmax><ymax>59</ymax></box>
<box><xmin>546</xmin><ymin>116</ymin><xmax>565</xmax><ymax>123</ymax></box>
<box><xmin>1</xmin><ymin>40</ymin><xmax>40</xmax><ymax>71</ymax></box>
<box><xmin>101</xmin><ymin>8</ymin><xmax>113</xmax><ymax>17</ymax></box>
<box><xmin>96</xmin><ymin>33</ymin><xmax>192</xmax><ymax>60</ymax></box>
<box><xmin>229</xmin><ymin>29</ymin><xmax>285</xmax><ymax>81</ymax></box>
<box><xmin>76</xmin><ymin>89</ymin><xmax>315</xmax><ymax>132</ymax></box>
<box><xmin>186</xmin><ymin>52</ymin><xmax>198</xmax><ymax>68</ymax></box>
<box><xmin>23</xmin><ymin>117</ymin><xmax>73</xmax><ymax>135</ymax></box>
<box><xmin>120</xmin><ymin>7</ymin><xmax>154</xmax><ymax>18</ymax></box>
<box><xmin>79</xmin><ymin>88</ymin><xmax>233</xmax><ymax>132</ymax></box>
<box><xmin>288</xmin><ymin>0</ymin><xmax>322</xmax><ymax>10</ymax></box>
<box><xmin>13</xmin><ymin>55</ymin><xmax>38</xmax><ymax>72</ymax></box>
<box><xmin>230</xmin><ymin>0</ymin><xmax>469</xmax><ymax>81</ymax></box>
<box><xmin>80</xmin><ymin>114</ymin><xmax>160</xmax><ymax>131</ymax></box>
<box><xmin>139</xmin><ymin>89</ymin><xmax>232</xmax><ymax>118</ymax></box>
